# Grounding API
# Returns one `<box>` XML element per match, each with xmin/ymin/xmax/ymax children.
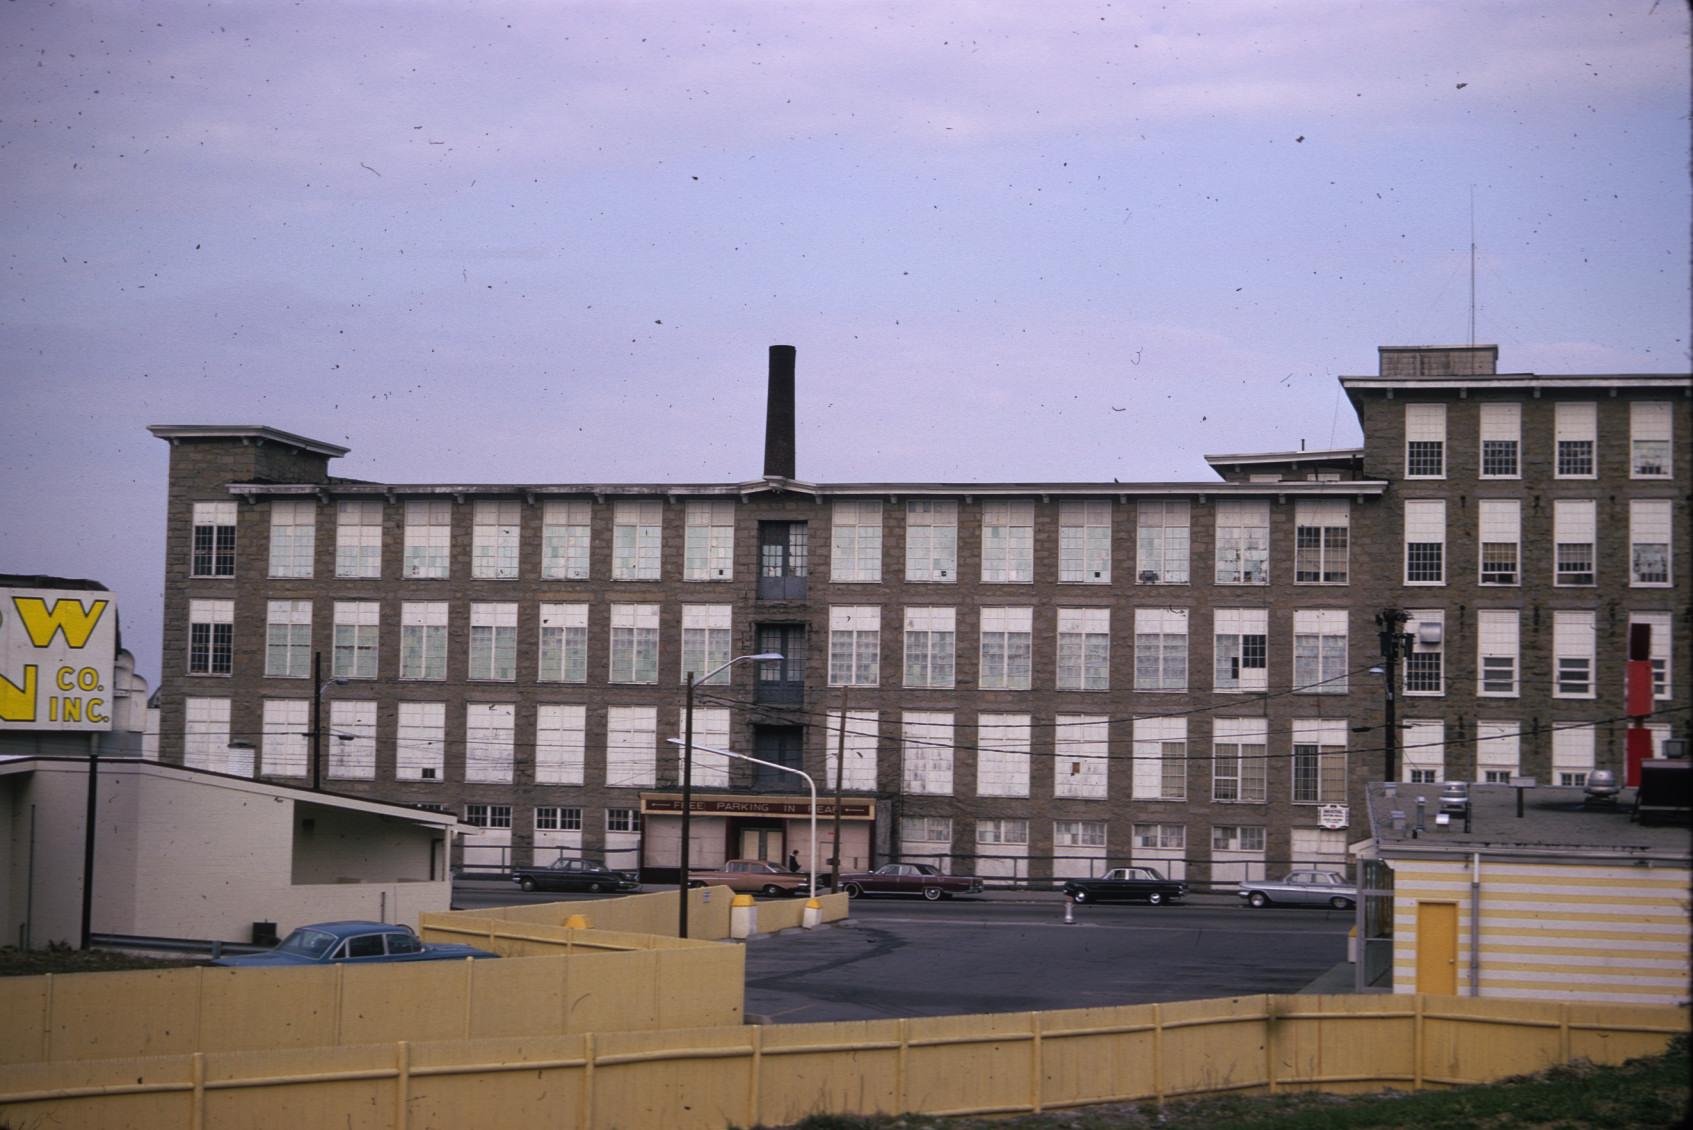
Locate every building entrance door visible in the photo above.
<box><xmin>739</xmin><ymin>827</ymin><xmax>784</xmax><ymax>864</ymax></box>
<box><xmin>1415</xmin><ymin>901</ymin><xmax>1459</xmax><ymax>995</ymax></box>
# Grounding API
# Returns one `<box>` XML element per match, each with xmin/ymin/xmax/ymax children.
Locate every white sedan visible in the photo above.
<box><xmin>1237</xmin><ymin>870</ymin><xmax>1357</xmax><ymax>909</ymax></box>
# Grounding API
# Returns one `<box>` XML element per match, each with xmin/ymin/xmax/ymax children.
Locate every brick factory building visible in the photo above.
<box><xmin>146</xmin><ymin>345</ymin><xmax>1687</xmax><ymax>888</ymax></box>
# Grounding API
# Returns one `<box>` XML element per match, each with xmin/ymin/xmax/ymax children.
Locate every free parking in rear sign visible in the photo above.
<box><xmin>0</xmin><ymin>586</ymin><xmax>116</xmax><ymax>731</ymax></box>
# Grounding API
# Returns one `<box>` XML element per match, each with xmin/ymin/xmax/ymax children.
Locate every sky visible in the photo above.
<box><xmin>3</xmin><ymin>1</ymin><xmax>1688</xmax><ymax>689</ymax></box>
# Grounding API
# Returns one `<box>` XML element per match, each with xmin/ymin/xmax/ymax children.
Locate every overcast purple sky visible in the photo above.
<box><xmin>3</xmin><ymin>1</ymin><xmax>1688</xmax><ymax>689</ymax></box>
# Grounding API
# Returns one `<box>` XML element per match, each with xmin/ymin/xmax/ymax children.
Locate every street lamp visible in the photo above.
<box><xmin>309</xmin><ymin>650</ymin><xmax>349</xmax><ymax>792</ymax></box>
<box><xmin>679</xmin><ymin>652</ymin><xmax>783</xmax><ymax>939</ymax></box>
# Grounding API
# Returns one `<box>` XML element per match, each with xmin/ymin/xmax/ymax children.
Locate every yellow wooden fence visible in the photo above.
<box><xmin>2</xmin><ymin>994</ymin><xmax>1685</xmax><ymax>1129</ymax></box>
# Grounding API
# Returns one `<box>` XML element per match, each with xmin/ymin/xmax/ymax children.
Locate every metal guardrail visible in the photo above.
<box><xmin>89</xmin><ymin>933</ymin><xmax>271</xmax><ymax>960</ymax></box>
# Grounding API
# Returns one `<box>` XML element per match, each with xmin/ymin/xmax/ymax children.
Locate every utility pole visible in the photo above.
<box><xmin>830</xmin><ymin>685</ymin><xmax>848</xmax><ymax>893</ymax></box>
<box><xmin>1376</xmin><ymin>609</ymin><xmax>1410</xmax><ymax>781</ymax></box>
<box><xmin>310</xmin><ymin>650</ymin><xmax>324</xmax><ymax>791</ymax></box>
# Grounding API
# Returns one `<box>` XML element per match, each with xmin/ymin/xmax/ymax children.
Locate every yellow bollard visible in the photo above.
<box><xmin>1064</xmin><ymin>894</ymin><xmax>1075</xmax><ymax>925</ymax></box>
<box><xmin>564</xmin><ymin>913</ymin><xmax>589</xmax><ymax>930</ymax></box>
<box><xmin>802</xmin><ymin>898</ymin><xmax>822</xmax><ymax>929</ymax></box>
<box><xmin>730</xmin><ymin>893</ymin><xmax>758</xmax><ymax>940</ymax></box>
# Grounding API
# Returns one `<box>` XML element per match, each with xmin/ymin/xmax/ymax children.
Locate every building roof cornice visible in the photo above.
<box><xmin>147</xmin><ymin>424</ymin><xmax>350</xmax><ymax>459</ymax></box>
<box><xmin>1341</xmin><ymin>374</ymin><xmax>1691</xmax><ymax>395</ymax></box>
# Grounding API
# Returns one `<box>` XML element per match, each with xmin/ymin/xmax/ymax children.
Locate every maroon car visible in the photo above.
<box><xmin>838</xmin><ymin>862</ymin><xmax>984</xmax><ymax>902</ymax></box>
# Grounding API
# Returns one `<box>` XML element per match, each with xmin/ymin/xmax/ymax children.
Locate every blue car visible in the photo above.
<box><xmin>213</xmin><ymin>921</ymin><xmax>499</xmax><ymax>966</ymax></box>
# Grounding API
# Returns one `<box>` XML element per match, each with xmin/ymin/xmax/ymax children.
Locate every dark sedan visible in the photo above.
<box><xmin>1062</xmin><ymin>866</ymin><xmax>1188</xmax><ymax>905</ymax></box>
<box><xmin>837</xmin><ymin>862</ymin><xmax>984</xmax><ymax>901</ymax></box>
<box><xmin>213</xmin><ymin>921</ymin><xmax>499</xmax><ymax>966</ymax></box>
<box><xmin>512</xmin><ymin>858</ymin><xmax>641</xmax><ymax>893</ymax></box>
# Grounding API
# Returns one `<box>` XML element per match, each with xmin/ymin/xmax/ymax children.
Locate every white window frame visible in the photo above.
<box><xmin>1630</xmin><ymin>401</ymin><xmax>1672</xmax><ymax>478</ymax></box>
<box><xmin>1402</xmin><ymin>719</ymin><xmax>1445</xmax><ymax>784</ymax></box>
<box><xmin>903</xmin><ymin>606</ymin><xmax>956</xmax><ymax>689</ymax></box>
<box><xmin>824</xmin><ymin>709</ymin><xmax>879</xmax><ymax>792</ymax></box>
<box><xmin>396</xmin><ymin>702</ymin><xmax>446</xmax><ymax>782</ymax></box>
<box><xmin>268</xmin><ymin>500</ymin><xmax>316</xmax><ymax>579</ymax></box>
<box><xmin>1293</xmin><ymin>499</ymin><xmax>1348</xmax><ymax>584</ymax></box>
<box><xmin>830</xmin><ymin>500</ymin><xmax>883</xmax><ymax>583</ymax></box>
<box><xmin>403</xmin><ymin>500</ymin><xmax>452</xmax><ymax>580</ymax></box>
<box><xmin>1629</xmin><ymin>499</ymin><xmax>1671</xmax><ymax>586</ymax></box>
<box><xmin>1213</xmin><ymin>608</ymin><xmax>1267</xmax><ymax>693</ymax></box>
<box><xmin>1404</xmin><ymin>499</ymin><xmax>1446</xmax><ymax>585</ymax></box>
<box><xmin>900</xmin><ymin>711</ymin><xmax>954</xmax><ymax>796</ymax></box>
<box><xmin>977</xmin><ymin>606</ymin><xmax>1032</xmax><ymax>690</ymax></box>
<box><xmin>905</xmin><ymin>500</ymin><xmax>958</xmax><ymax>582</ymax></box>
<box><xmin>265</xmin><ymin>599</ymin><xmax>312</xmax><ymax>679</ymax></box>
<box><xmin>612</xmin><ymin>500</ymin><xmax>663</xmax><ymax>581</ymax></box>
<box><xmin>1290</xmin><ymin>719</ymin><xmax>1346</xmax><ymax>805</ymax></box>
<box><xmin>1058</xmin><ymin>500</ymin><xmax>1111</xmax><ymax>584</ymax></box>
<box><xmin>191</xmin><ymin>501</ymin><xmax>237</xmax><ymax>578</ymax></box>
<box><xmin>1136</xmin><ymin>500</ymin><xmax>1190</xmax><ymax>584</ymax></box>
<box><xmin>468</xmin><ymin>602</ymin><xmax>518</xmax><ymax>682</ymax></box>
<box><xmin>1552</xmin><ymin>725</ymin><xmax>1594</xmax><ymax>787</ymax></box>
<box><xmin>1403</xmin><ymin>609</ymin><xmax>1444</xmax><ymax>696</ymax></box>
<box><xmin>1478</xmin><ymin>499</ymin><xmax>1520</xmax><ymax>586</ymax></box>
<box><xmin>183</xmin><ymin>696</ymin><xmax>234</xmax><ymax>774</ymax></box>
<box><xmin>1555</xmin><ymin>401</ymin><xmax>1597</xmax><ymax>479</ymax></box>
<box><xmin>975</xmin><ymin>818</ymin><xmax>1030</xmax><ymax>846</ymax></box>
<box><xmin>472</xmin><ymin>500</ymin><xmax>521</xmax><ymax>580</ymax></box>
<box><xmin>188</xmin><ymin>599</ymin><xmax>234</xmax><ymax>676</ymax></box>
<box><xmin>609</xmin><ymin>602</ymin><xmax>660</xmax><ymax>685</ymax></box>
<box><xmin>327</xmin><ymin>700</ymin><xmax>376</xmax><ymax>780</ymax></box>
<box><xmin>1554</xmin><ymin>499</ymin><xmax>1596</xmax><ymax>587</ymax></box>
<box><xmin>1553</xmin><ymin>611</ymin><xmax>1596</xmax><ymax>699</ymax></box>
<box><xmin>681</xmin><ymin>603</ymin><xmax>732</xmax><ymax>685</ymax></box>
<box><xmin>1476</xmin><ymin>609</ymin><xmax>1519</xmax><ymax>697</ymax></box>
<box><xmin>331</xmin><ymin>600</ymin><xmax>379</xmax><ymax>680</ymax></box>
<box><xmin>1131</xmin><ymin>716</ymin><xmax>1187</xmax><ymax>801</ymax></box>
<box><xmin>1214</xmin><ymin>500</ymin><xmax>1269</xmax><ymax>585</ymax></box>
<box><xmin>399</xmin><ymin>601</ymin><xmax>448</xmax><ymax>681</ymax></box>
<box><xmin>976</xmin><ymin>713</ymin><xmax>1031</xmax><ymax>798</ymax></box>
<box><xmin>980</xmin><ymin>500</ymin><xmax>1035</xmax><ymax>584</ymax></box>
<box><xmin>1404</xmin><ymin>403</ymin><xmax>1446</xmax><ymax>479</ymax></box>
<box><xmin>828</xmin><ymin>605</ymin><xmax>881</xmax><ymax>687</ymax></box>
<box><xmin>541</xmin><ymin>500</ymin><xmax>592</xmax><ymax>580</ymax></box>
<box><xmin>605</xmin><ymin>807</ymin><xmax>641</xmax><ymax>833</ymax></box>
<box><xmin>1212</xmin><ymin>717</ymin><xmax>1267</xmax><ymax>803</ymax></box>
<box><xmin>335</xmin><ymin>500</ymin><xmax>383</xmax><ymax>579</ymax></box>
<box><xmin>538</xmin><ymin>603</ymin><xmax>589</xmax><ymax>684</ymax></box>
<box><xmin>683</xmin><ymin>500</ymin><xmax>735</xmax><ymax>581</ymax></box>
<box><xmin>605</xmin><ymin>706</ymin><xmax>657</xmax><ymax>789</ymax></box>
<box><xmin>260</xmin><ymin>699</ymin><xmax>309</xmax><ymax>778</ymax></box>
<box><xmin>1292</xmin><ymin>609</ymin><xmax>1348</xmax><ymax>694</ymax></box>
<box><xmin>1056</xmin><ymin>607</ymin><xmax>1110</xmax><ymax>691</ymax></box>
<box><xmin>1053</xmin><ymin>715</ymin><xmax>1108</xmax><ymax>800</ymax></box>
<box><xmin>1475</xmin><ymin>721</ymin><xmax>1520</xmax><ymax>784</ymax></box>
<box><xmin>535</xmin><ymin>704</ymin><xmax>587</xmax><ymax>785</ymax></box>
<box><xmin>682</xmin><ymin>707</ymin><xmax>731</xmax><ymax>789</ymax></box>
<box><xmin>1133</xmin><ymin>607</ymin><xmax>1188</xmax><ymax>691</ymax></box>
<box><xmin>1479</xmin><ymin>402</ymin><xmax>1521</xmax><ymax>479</ymax></box>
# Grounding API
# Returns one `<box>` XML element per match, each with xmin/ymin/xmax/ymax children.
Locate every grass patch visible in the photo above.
<box><xmin>770</xmin><ymin>1035</ymin><xmax>1689</xmax><ymax>1129</ymax></box>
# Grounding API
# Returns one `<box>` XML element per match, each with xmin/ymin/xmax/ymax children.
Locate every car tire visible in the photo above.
<box><xmin>922</xmin><ymin>887</ymin><xmax>942</xmax><ymax>902</ymax></box>
<box><xmin>1147</xmin><ymin>892</ymin><xmax>1164</xmax><ymax>906</ymax></box>
<box><xmin>519</xmin><ymin>877</ymin><xmax>536</xmax><ymax>892</ymax></box>
<box><xmin>588</xmin><ymin>882</ymin><xmax>604</xmax><ymax>894</ymax></box>
<box><xmin>844</xmin><ymin>883</ymin><xmax>864</xmax><ymax>899</ymax></box>
<box><xmin>1071</xmin><ymin>889</ymin><xmax>1089</xmax><ymax>904</ymax></box>
<box><xmin>762</xmin><ymin>884</ymin><xmax>784</xmax><ymax>897</ymax></box>
<box><xmin>688</xmin><ymin>880</ymin><xmax>706</xmax><ymax>889</ymax></box>
<box><xmin>1248</xmin><ymin>891</ymin><xmax>1268</xmax><ymax>908</ymax></box>
<box><xmin>1330</xmin><ymin>896</ymin><xmax>1353</xmax><ymax>910</ymax></box>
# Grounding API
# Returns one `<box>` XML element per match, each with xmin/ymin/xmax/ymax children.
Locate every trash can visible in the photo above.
<box><xmin>252</xmin><ymin>921</ymin><xmax>279</xmax><ymax>946</ymax></box>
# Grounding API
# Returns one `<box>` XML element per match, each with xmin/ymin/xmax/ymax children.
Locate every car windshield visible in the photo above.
<box><xmin>274</xmin><ymin>928</ymin><xmax>337</xmax><ymax>959</ymax></box>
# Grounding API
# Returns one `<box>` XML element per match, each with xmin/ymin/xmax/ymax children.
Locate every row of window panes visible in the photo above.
<box><xmin>465</xmin><ymin>804</ymin><xmax>640</xmax><ymax>833</ymax></box>
<box><xmin>1401</xmin><ymin>498</ymin><xmax>1674</xmax><ymax>587</ymax></box>
<box><xmin>1404</xmin><ymin>401</ymin><xmax>1675</xmax><ymax>481</ymax></box>
<box><xmin>192</xmin><ymin>497</ymin><xmax>1355</xmax><ymax>586</ymax></box>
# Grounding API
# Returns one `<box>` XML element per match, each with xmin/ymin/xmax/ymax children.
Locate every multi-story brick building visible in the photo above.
<box><xmin>147</xmin><ymin>344</ymin><xmax>1687</xmax><ymax>886</ymax></box>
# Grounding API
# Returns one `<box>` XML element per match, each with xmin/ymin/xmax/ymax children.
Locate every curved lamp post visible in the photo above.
<box><xmin>679</xmin><ymin>652</ymin><xmax>783</xmax><ymax>938</ymax></box>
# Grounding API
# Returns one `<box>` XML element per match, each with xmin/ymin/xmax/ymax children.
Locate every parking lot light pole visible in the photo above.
<box><xmin>679</xmin><ymin>652</ymin><xmax>783</xmax><ymax>939</ymax></box>
<box><xmin>308</xmin><ymin>651</ymin><xmax>349</xmax><ymax>792</ymax></box>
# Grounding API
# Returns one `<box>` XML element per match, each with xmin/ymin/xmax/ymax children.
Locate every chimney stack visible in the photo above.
<box><xmin>764</xmin><ymin>345</ymin><xmax>796</xmax><ymax>479</ymax></box>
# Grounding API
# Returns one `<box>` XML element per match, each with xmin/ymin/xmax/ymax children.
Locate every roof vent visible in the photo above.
<box><xmin>1437</xmin><ymin>781</ymin><xmax>1469</xmax><ymax>816</ymax></box>
<box><xmin>1583</xmin><ymin>769</ymin><xmax>1621</xmax><ymax>808</ymax></box>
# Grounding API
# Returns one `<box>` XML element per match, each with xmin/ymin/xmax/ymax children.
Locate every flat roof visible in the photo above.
<box><xmin>1363</xmin><ymin>780</ymin><xmax>1690</xmax><ymax>864</ymax></box>
<box><xmin>147</xmin><ymin>424</ymin><xmax>350</xmax><ymax>459</ymax></box>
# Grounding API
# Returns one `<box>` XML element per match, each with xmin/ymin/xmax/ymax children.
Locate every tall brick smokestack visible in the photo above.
<box><xmin>764</xmin><ymin>345</ymin><xmax>796</xmax><ymax>479</ymax></box>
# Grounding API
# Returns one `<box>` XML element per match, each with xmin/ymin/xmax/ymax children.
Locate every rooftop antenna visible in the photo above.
<box><xmin>1468</xmin><ymin>185</ymin><xmax>1476</xmax><ymax>346</ymax></box>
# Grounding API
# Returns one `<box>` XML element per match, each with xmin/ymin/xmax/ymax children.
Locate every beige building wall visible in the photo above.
<box><xmin>1390</xmin><ymin>857</ymin><xmax>1692</xmax><ymax>1006</ymax></box>
<box><xmin>1</xmin><ymin>758</ymin><xmax>455</xmax><ymax>947</ymax></box>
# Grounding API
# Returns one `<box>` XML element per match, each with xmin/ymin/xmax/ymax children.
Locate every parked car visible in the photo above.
<box><xmin>1238</xmin><ymin>870</ymin><xmax>1357</xmax><ymax>910</ymax></box>
<box><xmin>837</xmin><ymin>862</ymin><xmax>984</xmax><ymax>901</ymax></box>
<box><xmin>512</xmin><ymin>857</ymin><xmax>640</xmax><ymax>894</ymax></box>
<box><xmin>687</xmin><ymin>859</ymin><xmax>812</xmax><ymax>897</ymax></box>
<box><xmin>1062</xmin><ymin>866</ymin><xmax>1187</xmax><ymax>905</ymax></box>
<box><xmin>213</xmin><ymin>921</ymin><xmax>500</xmax><ymax>966</ymax></box>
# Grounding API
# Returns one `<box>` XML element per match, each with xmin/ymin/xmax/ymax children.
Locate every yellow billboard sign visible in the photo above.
<box><xmin>0</xmin><ymin>587</ymin><xmax>116</xmax><ymax>731</ymax></box>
